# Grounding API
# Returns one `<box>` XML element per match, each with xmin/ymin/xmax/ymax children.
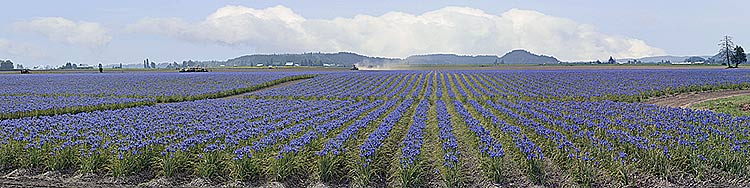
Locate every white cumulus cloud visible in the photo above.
<box><xmin>14</xmin><ymin>17</ymin><xmax>111</xmax><ymax>50</ymax></box>
<box><xmin>0</xmin><ymin>38</ymin><xmax>46</xmax><ymax>59</ymax></box>
<box><xmin>128</xmin><ymin>5</ymin><xmax>664</xmax><ymax>60</ymax></box>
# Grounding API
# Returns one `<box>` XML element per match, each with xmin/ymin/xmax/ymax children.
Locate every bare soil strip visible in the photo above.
<box><xmin>218</xmin><ymin>77</ymin><xmax>311</xmax><ymax>99</ymax></box>
<box><xmin>645</xmin><ymin>89</ymin><xmax>750</xmax><ymax>108</ymax></box>
<box><xmin>0</xmin><ymin>177</ymin><xmax>122</xmax><ymax>188</ymax></box>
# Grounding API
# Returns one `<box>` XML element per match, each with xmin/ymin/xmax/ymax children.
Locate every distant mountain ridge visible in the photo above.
<box><xmin>87</xmin><ymin>49</ymin><xmax>750</xmax><ymax>69</ymax></box>
<box><xmin>165</xmin><ymin>49</ymin><xmax>561</xmax><ymax>67</ymax></box>
<box><xmin>616</xmin><ymin>55</ymin><xmax>713</xmax><ymax>64</ymax></box>
<box><xmin>225</xmin><ymin>52</ymin><xmax>400</xmax><ymax>66</ymax></box>
<box><xmin>404</xmin><ymin>50</ymin><xmax>560</xmax><ymax>65</ymax></box>
<box><xmin>617</xmin><ymin>52</ymin><xmax>748</xmax><ymax>64</ymax></box>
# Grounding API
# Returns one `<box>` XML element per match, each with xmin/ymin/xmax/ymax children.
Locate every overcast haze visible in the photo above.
<box><xmin>1</xmin><ymin>0</ymin><xmax>748</xmax><ymax>67</ymax></box>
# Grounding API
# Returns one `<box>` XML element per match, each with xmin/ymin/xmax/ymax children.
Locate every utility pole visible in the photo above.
<box><xmin>720</xmin><ymin>35</ymin><xmax>735</xmax><ymax>68</ymax></box>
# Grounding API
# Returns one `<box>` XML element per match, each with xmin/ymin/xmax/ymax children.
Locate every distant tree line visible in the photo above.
<box><xmin>0</xmin><ymin>60</ymin><xmax>13</xmax><ymax>70</ymax></box>
<box><xmin>60</xmin><ymin>62</ymin><xmax>93</xmax><ymax>69</ymax></box>
<box><xmin>167</xmin><ymin>60</ymin><xmax>223</xmax><ymax>68</ymax></box>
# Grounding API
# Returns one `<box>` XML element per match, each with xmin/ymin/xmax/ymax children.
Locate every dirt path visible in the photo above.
<box><xmin>218</xmin><ymin>78</ymin><xmax>310</xmax><ymax>100</ymax></box>
<box><xmin>645</xmin><ymin>89</ymin><xmax>750</xmax><ymax>108</ymax></box>
<box><xmin>0</xmin><ymin>169</ymin><xmax>129</xmax><ymax>188</ymax></box>
<box><xmin>0</xmin><ymin>177</ymin><xmax>122</xmax><ymax>188</ymax></box>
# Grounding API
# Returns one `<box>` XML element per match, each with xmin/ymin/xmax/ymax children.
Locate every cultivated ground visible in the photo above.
<box><xmin>218</xmin><ymin>78</ymin><xmax>313</xmax><ymax>100</ymax></box>
<box><xmin>3</xmin><ymin>67</ymin><xmax>750</xmax><ymax>187</ymax></box>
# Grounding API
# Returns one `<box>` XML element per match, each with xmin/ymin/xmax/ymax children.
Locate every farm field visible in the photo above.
<box><xmin>0</xmin><ymin>72</ymin><xmax>316</xmax><ymax>119</ymax></box>
<box><xmin>3</xmin><ymin>69</ymin><xmax>750</xmax><ymax>187</ymax></box>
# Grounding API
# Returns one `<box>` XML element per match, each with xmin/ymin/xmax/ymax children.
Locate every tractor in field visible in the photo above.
<box><xmin>179</xmin><ymin>67</ymin><xmax>209</xmax><ymax>72</ymax></box>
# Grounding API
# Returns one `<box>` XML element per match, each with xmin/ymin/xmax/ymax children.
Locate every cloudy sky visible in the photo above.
<box><xmin>1</xmin><ymin>0</ymin><xmax>748</xmax><ymax>67</ymax></box>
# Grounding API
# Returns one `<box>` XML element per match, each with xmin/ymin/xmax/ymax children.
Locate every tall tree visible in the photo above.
<box><xmin>608</xmin><ymin>56</ymin><xmax>617</xmax><ymax>64</ymax></box>
<box><xmin>719</xmin><ymin>36</ymin><xmax>735</xmax><ymax>68</ymax></box>
<box><xmin>732</xmin><ymin>46</ymin><xmax>747</xmax><ymax>68</ymax></box>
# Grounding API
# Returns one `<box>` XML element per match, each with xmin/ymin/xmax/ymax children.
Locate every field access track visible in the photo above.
<box><xmin>646</xmin><ymin>89</ymin><xmax>750</xmax><ymax>108</ymax></box>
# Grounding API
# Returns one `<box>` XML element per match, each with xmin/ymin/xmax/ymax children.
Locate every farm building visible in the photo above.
<box><xmin>671</xmin><ymin>61</ymin><xmax>704</xmax><ymax>65</ymax></box>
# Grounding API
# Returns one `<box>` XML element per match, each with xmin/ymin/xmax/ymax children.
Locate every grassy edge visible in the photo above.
<box><xmin>691</xmin><ymin>95</ymin><xmax>750</xmax><ymax>116</ymax></box>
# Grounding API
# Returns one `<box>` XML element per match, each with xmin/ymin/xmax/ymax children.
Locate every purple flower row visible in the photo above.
<box><xmin>0</xmin><ymin>72</ymin><xmax>305</xmax><ymax>97</ymax></box>
<box><xmin>0</xmin><ymin>95</ymin><xmax>152</xmax><ymax>114</ymax></box>
<box><xmin>436</xmin><ymin>100</ymin><xmax>459</xmax><ymax>168</ymax></box>
<box><xmin>0</xmin><ymin>99</ymin><xmax>347</xmax><ymax>159</ymax></box>
<box><xmin>255</xmin><ymin>69</ymin><xmax>750</xmax><ymax>100</ymax></box>
<box><xmin>400</xmin><ymin>100</ymin><xmax>429</xmax><ymax>167</ymax></box>
<box><xmin>359</xmin><ymin>99</ymin><xmax>414</xmax><ymax>166</ymax></box>
<box><xmin>278</xmin><ymin>100</ymin><xmax>383</xmax><ymax>156</ymax></box>
<box><xmin>452</xmin><ymin>100</ymin><xmax>504</xmax><ymax>158</ymax></box>
<box><xmin>319</xmin><ymin>100</ymin><xmax>399</xmax><ymax>156</ymax></box>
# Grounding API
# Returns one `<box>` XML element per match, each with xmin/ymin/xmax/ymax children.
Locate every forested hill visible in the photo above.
<box><xmin>223</xmin><ymin>52</ymin><xmax>400</xmax><ymax>66</ymax></box>
<box><xmin>498</xmin><ymin>49</ymin><xmax>560</xmax><ymax>64</ymax></box>
<box><xmin>404</xmin><ymin>50</ymin><xmax>560</xmax><ymax>65</ymax></box>
<box><xmin>179</xmin><ymin>50</ymin><xmax>561</xmax><ymax>67</ymax></box>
